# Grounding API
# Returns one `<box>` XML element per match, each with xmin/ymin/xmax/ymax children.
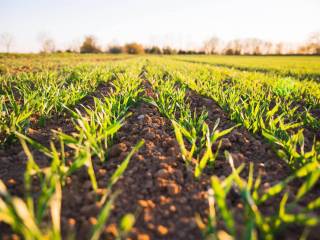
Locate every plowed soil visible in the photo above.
<box><xmin>0</xmin><ymin>80</ymin><xmax>319</xmax><ymax>240</ymax></box>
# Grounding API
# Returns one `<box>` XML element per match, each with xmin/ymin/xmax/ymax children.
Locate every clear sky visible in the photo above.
<box><xmin>0</xmin><ymin>0</ymin><xmax>319</xmax><ymax>52</ymax></box>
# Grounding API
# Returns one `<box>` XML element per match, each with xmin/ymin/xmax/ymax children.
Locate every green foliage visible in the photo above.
<box><xmin>80</xmin><ymin>36</ymin><xmax>102</xmax><ymax>54</ymax></box>
<box><xmin>197</xmin><ymin>152</ymin><xmax>320</xmax><ymax>240</ymax></box>
<box><xmin>1</xmin><ymin>54</ymin><xmax>319</xmax><ymax>239</ymax></box>
<box><xmin>0</xmin><ymin>57</ymin><xmax>145</xmax><ymax>238</ymax></box>
<box><xmin>124</xmin><ymin>43</ymin><xmax>144</xmax><ymax>54</ymax></box>
<box><xmin>148</xmin><ymin>57</ymin><xmax>319</xmax><ymax>170</ymax></box>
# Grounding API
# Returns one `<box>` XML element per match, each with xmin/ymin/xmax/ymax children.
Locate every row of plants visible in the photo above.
<box><xmin>144</xmin><ymin>59</ymin><xmax>320</xmax><ymax>239</ymax></box>
<box><xmin>0</xmin><ymin>53</ymin><xmax>133</xmax><ymax>75</ymax></box>
<box><xmin>0</xmin><ymin>62</ymin><xmax>145</xmax><ymax>239</ymax></box>
<box><xmin>1</xmin><ymin>55</ymin><xmax>319</xmax><ymax>239</ymax></box>
<box><xmin>144</xmin><ymin>64</ymin><xmax>238</xmax><ymax>178</ymax></box>
<box><xmin>151</xmin><ymin>58</ymin><xmax>320</xmax><ymax>170</ymax></box>
<box><xmin>172</xmin><ymin>55</ymin><xmax>320</xmax><ymax>81</ymax></box>
<box><xmin>0</xmin><ymin>59</ymin><xmax>140</xmax><ymax>144</ymax></box>
<box><xmin>198</xmin><ymin>153</ymin><xmax>320</xmax><ymax>240</ymax></box>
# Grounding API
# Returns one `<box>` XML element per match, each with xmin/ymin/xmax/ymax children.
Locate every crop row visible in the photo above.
<box><xmin>0</xmin><ymin>59</ymin><xmax>143</xmax><ymax>144</ymax></box>
<box><xmin>143</xmin><ymin>59</ymin><xmax>320</xmax><ymax>239</ymax></box>
<box><xmin>172</xmin><ymin>55</ymin><xmax>320</xmax><ymax>81</ymax></box>
<box><xmin>148</xmin><ymin>58</ymin><xmax>320</xmax><ymax>169</ymax></box>
<box><xmin>0</xmin><ymin>56</ymin><xmax>319</xmax><ymax>239</ymax></box>
<box><xmin>0</xmin><ymin>60</ymin><xmax>145</xmax><ymax>239</ymax></box>
<box><xmin>0</xmin><ymin>53</ymin><xmax>135</xmax><ymax>75</ymax></box>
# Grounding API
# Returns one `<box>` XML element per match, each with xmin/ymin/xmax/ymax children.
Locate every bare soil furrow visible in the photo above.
<box><xmin>98</xmin><ymin>101</ymin><xmax>209</xmax><ymax>239</ymax></box>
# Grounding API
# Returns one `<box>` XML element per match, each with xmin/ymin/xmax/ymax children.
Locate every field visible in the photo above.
<box><xmin>172</xmin><ymin>55</ymin><xmax>320</xmax><ymax>81</ymax></box>
<box><xmin>0</xmin><ymin>54</ymin><xmax>319</xmax><ymax>240</ymax></box>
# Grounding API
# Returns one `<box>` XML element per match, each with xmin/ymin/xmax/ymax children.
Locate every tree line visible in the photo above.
<box><xmin>77</xmin><ymin>34</ymin><xmax>320</xmax><ymax>55</ymax></box>
<box><xmin>1</xmin><ymin>33</ymin><xmax>320</xmax><ymax>55</ymax></box>
<box><xmin>77</xmin><ymin>36</ymin><xmax>192</xmax><ymax>55</ymax></box>
<box><xmin>203</xmin><ymin>33</ymin><xmax>320</xmax><ymax>55</ymax></box>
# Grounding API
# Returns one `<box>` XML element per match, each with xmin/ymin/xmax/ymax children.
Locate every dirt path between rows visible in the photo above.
<box><xmin>101</xmin><ymin>102</ymin><xmax>209</xmax><ymax>239</ymax></box>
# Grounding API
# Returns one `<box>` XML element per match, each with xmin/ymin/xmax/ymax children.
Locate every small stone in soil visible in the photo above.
<box><xmin>105</xmin><ymin>223</ymin><xmax>118</xmax><ymax>236</ymax></box>
<box><xmin>109</xmin><ymin>143</ymin><xmax>127</xmax><ymax>157</ymax></box>
<box><xmin>83</xmin><ymin>180</ymin><xmax>92</xmax><ymax>189</ymax></box>
<box><xmin>137</xmin><ymin>114</ymin><xmax>145</xmax><ymax>120</ymax></box>
<box><xmin>7</xmin><ymin>178</ymin><xmax>16</xmax><ymax>186</ymax></box>
<box><xmin>220</xmin><ymin>138</ymin><xmax>232</xmax><ymax>149</ymax></box>
<box><xmin>169</xmin><ymin>205</ymin><xmax>177</xmax><ymax>212</ymax></box>
<box><xmin>17</xmin><ymin>151</ymin><xmax>27</xmax><ymax>162</ymax></box>
<box><xmin>89</xmin><ymin>217</ymin><xmax>97</xmax><ymax>225</ymax></box>
<box><xmin>174</xmin><ymin>169</ymin><xmax>184</xmax><ymax>183</ymax></box>
<box><xmin>98</xmin><ymin>168</ymin><xmax>107</xmax><ymax>176</ymax></box>
<box><xmin>137</xmin><ymin>234</ymin><xmax>150</xmax><ymax>240</ymax></box>
<box><xmin>138</xmin><ymin>199</ymin><xmax>155</xmax><ymax>208</ymax></box>
<box><xmin>159</xmin><ymin>195</ymin><xmax>172</xmax><ymax>204</ymax></box>
<box><xmin>157</xmin><ymin>225</ymin><xmax>169</xmax><ymax>235</ymax></box>
<box><xmin>80</xmin><ymin>203</ymin><xmax>99</xmax><ymax>216</ymax></box>
<box><xmin>167</xmin><ymin>182</ymin><xmax>181</xmax><ymax>195</ymax></box>
<box><xmin>155</xmin><ymin>169</ymin><xmax>169</xmax><ymax>178</ymax></box>
<box><xmin>68</xmin><ymin>218</ymin><xmax>76</xmax><ymax>226</ymax></box>
<box><xmin>145</xmin><ymin>132</ymin><xmax>156</xmax><ymax>140</ymax></box>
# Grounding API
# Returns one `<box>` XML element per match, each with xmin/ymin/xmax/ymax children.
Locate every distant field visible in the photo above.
<box><xmin>0</xmin><ymin>53</ymin><xmax>136</xmax><ymax>74</ymax></box>
<box><xmin>0</xmin><ymin>54</ymin><xmax>319</xmax><ymax>239</ymax></box>
<box><xmin>172</xmin><ymin>55</ymin><xmax>320</xmax><ymax>80</ymax></box>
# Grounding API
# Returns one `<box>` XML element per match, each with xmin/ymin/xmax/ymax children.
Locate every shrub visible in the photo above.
<box><xmin>80</xmin><ymin>36</ymin><xmax>102</xmax><ymax>54</ymax></box>
<box><xmin>178</xmin><ymin>50</ymin><xmax>205</xmax><ymax>55</ymax></box>
<box><xmin>162</xmin><ymin>47</ymin><xmax>177</xmax><ymax>55</ymax></box>
<box><xmin>145</xmin><ymin>46</ymin><xmax>162</xmax><ymax>54</ymax></box>
<box><xmin>108</xmin><ymin>45</ymin><xmax>124</xmax><ymax>54</ymax></box>
<box><xmin>124</xmin><ymin>43</ymin><xmax>144</xmax><ymax>54</ymax></box>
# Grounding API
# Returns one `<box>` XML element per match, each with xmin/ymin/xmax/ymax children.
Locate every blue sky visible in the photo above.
<box><xmin>0</xmin><ymin>0</ymin><xmax>319</xmax><ymax>52</ymax></box>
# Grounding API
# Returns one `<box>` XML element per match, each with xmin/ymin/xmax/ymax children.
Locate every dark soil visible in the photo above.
<box><xmin>0</xmin><ymin>81</ymin><xmax>319</xmax><ymax>240</ymax></box>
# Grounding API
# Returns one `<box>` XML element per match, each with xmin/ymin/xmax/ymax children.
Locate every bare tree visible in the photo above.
<box><xmin>67</xmin><ymin>39</ymin><xmax>81</xmax><ymax>53</ymax></box>
<box><xmin>308</xmin><ymin>32</ymin><xmax>320</xmax><ymax>45</ymax></box>
<box><xmin>263</xmin><ymin>41</ymin><xmax>273</xmax><ymax>54</ymax></box>
<box><xmin>38</xmin><ymin>33</ymin><xmax>56</xmax><ymax>53</ymax></box>
<box><xmin>275</xmin><ymin>42</ymin><xmax>284</xmax><ymax>55</ymax></box>
<box><xmin>252</xmin><ymin>39</ymin><xmax>262</xmax><ymax>55</ymax></box>
<box><xmin>0</xmin><ymin>33</ymin><xmax>14</xmax><ymax>53</ymax></box>
<box><xmin>306</xmin><ymin>32</ymin><xmax>320</xmax><ymax>54</ymax></box>
<box><xmin>241</xmin><ymin>38</ymin><xmax>263</xmax><ymax>55</ymax></box>
<box><xmin>222</xmin><ymin>39</ymin><xmax>242</xmax><ymax>55</ymax></box>
<box><xmin>42</xmin><ymin>39</ymin><xmax>56</xmax><ymax>53</ymax></box>
<box><xmin>221</xmin><ymin>38</ymin><xmax>273</xmax><ymax>55</ymax></box>
<box><xmin>232</xmin><ymin>39</ymin><xmax>242</xmax><ymax>55</ymax></box>
<box><xmin>203</xmin><ymin>37</ymin><xmax>220</xmax><ymax>54</ymax></box>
